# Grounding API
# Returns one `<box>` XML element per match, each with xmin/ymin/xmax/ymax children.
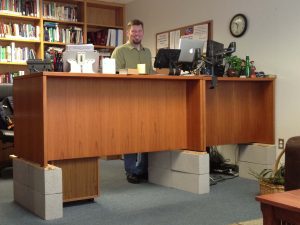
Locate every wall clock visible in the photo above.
<box><xmin>229</xmin><ymin>14</ymin><xmax>248</xmax><ymax>37</ymax></box>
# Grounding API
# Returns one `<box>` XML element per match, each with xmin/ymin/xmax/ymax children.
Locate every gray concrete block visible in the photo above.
<box><xmin>44</xmin><ymin>167</ymin><xmax>62</xmax><ymax>194</ymax></box>
<box><xmin>13</xmin><ymin>158</ymin><xmax>63</xmax><ymax>220</ymax></box>
<box><xmin>171</xmin><ymin>150</ymin><xmax>209</xmax><ymax>175</ymax></box>
<box><xmin>28</xmin><ymin>165</ymin><xmax>62</xmax><ymax>195</ymax></box>
<box><xmin>239</xmin><ymin>161</ymin><xmax>273</xmax><ymax>180</ymax></box>
<box><xmin>33</xmin><ymin>191</ymin><xmax>63</xmax><ymax>220</ymax></box>
<box><xmin>148</xmin><ymin>151</ymin><xmax>172</xmax><ymax>169</ymax></box>
<box><xmin>172</xmin><ymin>171</ymin><xmax>209</xmax><ymax>194</ymax></box>
<box><xmin>14</xmin><ymin>180</ymin><xmax>34</xmax><ymax>211</ymax></box>
<box><xmin>217</xmin><ymin>145</ymin><xmax>239</xmax><ymax>164</ymax></box>
<box><xmin>239</xmin><ymin>144</ymin><xmax>276</xmax><ymax>165</ymax></box>
<box><xmin>13</xmin><ymin>158</ymin><xmax>29</xmax><ymax>186</ymax></box>
<box><xmin>148</xmin><ymin>167</ymin><xmax>174</xmax><ymax>187</ymax></box>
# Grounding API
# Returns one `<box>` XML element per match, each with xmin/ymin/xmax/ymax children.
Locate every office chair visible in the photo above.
<box><xmin>0</xmin><ymin>83</ymin><xmax>14</xmax><ymax>171</ymax></box>
<box><xmin>285</xmin><ymin>136</ymin><xmax>300</xmax><ymax>191</ymax></box>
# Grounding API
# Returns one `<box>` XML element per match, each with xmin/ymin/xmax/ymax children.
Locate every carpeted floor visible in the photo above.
<box><xmin>229</xmin><ymin>218</ymin><xmax>262</xmax><ymax>225</ymax></box>
<box><xmin>0</xmin><ymin>159</ymin><xmax>263</xmax><ymax>225</ymax></box>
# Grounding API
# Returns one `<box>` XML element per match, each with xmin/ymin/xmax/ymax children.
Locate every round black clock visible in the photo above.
<box><xmin>229</xmin><ymin>14</ymin><xmax>248</xmax><ymax>37</ymax></box>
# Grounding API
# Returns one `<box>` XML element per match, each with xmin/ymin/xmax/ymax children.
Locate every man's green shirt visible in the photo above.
<box><xmin>111</xmin><ymin>42</ymin><xmax>154</xmax><ymax>74</ymax></box>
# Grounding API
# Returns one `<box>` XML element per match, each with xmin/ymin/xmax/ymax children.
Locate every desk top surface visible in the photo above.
<box><xmin>15</xmin><ymin>72</ymin><xmax>275</xmax><ymax>82</ymax></box>
<box><xmin>256</xmin><ymin>189</ymin><xmax>300</xmax><ymax>212</ymax></box>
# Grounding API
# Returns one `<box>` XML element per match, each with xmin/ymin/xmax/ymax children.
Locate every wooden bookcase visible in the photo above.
<box><xmin>0</xmin><ymin>0</ymin><xmax>125</xmax><ymax>76</ymax></box>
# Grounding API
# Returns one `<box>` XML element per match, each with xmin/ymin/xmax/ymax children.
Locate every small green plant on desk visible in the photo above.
<box><xmin>249</xmin><ymin>149</ymin><xmax>285</xmax><ymax>195</ymax></box>
<box><xmin>225</xmin><ymin>55</ymin><xmax>243</xmax><ymax>77</ymax></box>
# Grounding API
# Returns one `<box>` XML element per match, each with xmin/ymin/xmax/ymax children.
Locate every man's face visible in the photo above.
<box><xmin>127</xmin><ymin>25</ymin><xmax>144</xmax><ymax>45</ymax></box>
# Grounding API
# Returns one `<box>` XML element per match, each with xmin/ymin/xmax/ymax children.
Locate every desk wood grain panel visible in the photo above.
<box><xmin>46</xmin><ymin>77</ymin><xmax>187</xmax><ymax>161</ymax></box>
<box><xmin>205</xmin><ymin>80</ymin><xmax>275</xmax><ymax>146</ymax></box>
<box><xmin>51</xmin><ymin>158</ymin><xmax>99</xmax><ymax>202</ymax></box>
<box><xmin>14</xmin><ymin>76</ymin><xmax>46</xmax><ymax>166</ymax></box>
<box><xmin>186</xmin><ymin>80</ymin><xmax>206</xmax><ymax>151</ymax></box>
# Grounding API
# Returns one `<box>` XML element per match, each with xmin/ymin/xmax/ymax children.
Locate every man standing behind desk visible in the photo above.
<box><xmin>111</xmin><ymin>19</ymin><xmax>154</xmax><ymax>184</ymax></box>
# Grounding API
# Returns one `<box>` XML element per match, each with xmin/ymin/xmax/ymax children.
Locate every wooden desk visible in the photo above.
<box><xmin>256</xmin><ymin>190</ymin><xmax>300</xmax><ymax>225</ymax></box>
<box><xmin>14</xmin><ymin>73</ymin><xmax>275</xmax><ymax>201</ymax></box>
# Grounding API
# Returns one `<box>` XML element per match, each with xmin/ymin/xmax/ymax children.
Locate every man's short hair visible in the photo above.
<box><xmin>127</xmin><ymin>19</ymin><xmax>144</xmax><ymax>30</ymax></box>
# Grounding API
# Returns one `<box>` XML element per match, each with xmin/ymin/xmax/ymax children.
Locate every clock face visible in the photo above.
<box><xmin>230</xmin><ymin>14</ymin><xmax>247</xmax><ymax>37</ymax></box>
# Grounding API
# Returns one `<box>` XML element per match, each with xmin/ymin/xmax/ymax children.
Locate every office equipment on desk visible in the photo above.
<box><xmin>137</xmin><ymin>64</ymin><xmax>146</xmax><ymax>74</ymax></box>
<box><xmin>27</xmin><ymin>59</ymin><xmax>52</xmax><ymax>74</ymax></box>
<box><xmin>177</xmin><ymin>38</ymin><xmax>205</xmax><ymax>73</ymax></box>
<box><xmin>102</xmin><ymin>58</ymin><xmax>116</xmax><ymax>74</ymax></box>
<box><xmin>203</xmin><ymin>40</ymin><xmax>236</xmax><ymax>88</ymax></box>
<box><xmin>62</xmin><ymin>44</ymin><xmax>100</xmax><ymax>73</ymax></box>
<box><xmin>154</xmin><ymin>49</ymin><xmax>181</xmax><ymax>75</ymax></box>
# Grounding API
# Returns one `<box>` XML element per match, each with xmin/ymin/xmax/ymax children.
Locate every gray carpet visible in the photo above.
<box><xmin>0</xmin><ymin>160</ymin><xmax>262</xmax><ymax>225</ymax></box>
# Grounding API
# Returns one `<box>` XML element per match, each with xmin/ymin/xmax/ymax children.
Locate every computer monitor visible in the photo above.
<box><xmin>154</xmin><ymin>48</ymin><xmax>181</xmax><ymax>69</ymax></box>
<box><xmin>177</xmin><ymin>38</ymin><xmax>205</xmax><ymax>72</ymax></box>
<box><xmin>206</xmin><ymin>40</ymin><xmax>224</xmax><ymax>65</ymax></box>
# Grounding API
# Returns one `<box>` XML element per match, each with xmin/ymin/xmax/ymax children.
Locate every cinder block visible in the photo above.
<box><xmin>239</xmin><ymin>161</ymin><xmax>273</xmax><ymax>180</ymax></box>
<box><xmin>217</xmin><ymin>145</ymin><xmax>239</xmax><ymax>164</ymax></box>
<box><xmin>171</xmin><ymin>150</ymin><xmax>209</xmax><ymax>175</ymax></box>
<box><xmin>148</xmin><ymin>151</ymin><xmax>172</xmax><ymax>169</ymax></box>
<box><xmin>13</xmin><ymin>158</ymin><xmax>29</xmax><ymax>186</ymax></box>
<box><xmin>13</xmin><ymin>158</ymin><xmax>63</xmax><ymax>220</ymax></box>
<box><xmin>28</xmin><ymin>165</ymin><xmax>62</xmax><ymax>195</ymax></box>
<box><xmin>34</xmin><ymin>192</ymin><xmax>63</xmax><ymax>220</ymax></box>
<box><xmin>172</xmin><ymin>171</ymin><xmax>209</xmax><ymax>194</ymax></box>
<box><xmin>148</xmin><ymin>167</ymin><xmax>173</xmax><ymax>187</ymax></box>
<box><xmin>239</xmin><ymin>144</ymin><xmax>276</xmax><ymax>165</ymax></box>
<box><xmin>14</xmin><ymin>180</ymin><xmax>34</xmax><ymax>211</ymax></box>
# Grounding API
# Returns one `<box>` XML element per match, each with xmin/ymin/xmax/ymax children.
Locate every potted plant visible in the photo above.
<box><xmin>249</xmin><ymin>149</ymin><xmax>285</xmax><ymax>195</ymax></box>
<box><xmin>224</xmin><ymin>55</ymin><xmax>243</xmax><ymax>77</ymax></box>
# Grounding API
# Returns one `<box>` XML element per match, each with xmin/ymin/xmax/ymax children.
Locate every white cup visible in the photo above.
<box><xmin>137</xmin><ymin>64</ymin><xmax>146</xmax><ymax>74</ymax></box>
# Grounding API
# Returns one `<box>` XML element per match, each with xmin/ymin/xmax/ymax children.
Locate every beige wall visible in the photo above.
<box><xmin>125</xmin><ymin>0</ymin><xmax>300</xmax><ymax>153</ymax></box>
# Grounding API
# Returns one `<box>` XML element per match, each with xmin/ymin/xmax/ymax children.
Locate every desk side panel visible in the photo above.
<box><xmin>46</xmin><ymin>78</ymin><xmax>187</xmax><ymax>160</ymax></box>
<box><xmin>14</xmin><ymin>76</ymin><xmax>45</xmax><ymax>165</ymax></box>
<box><xmin>186</xmin><ymin>80</ymin><xmax>206</xmax><ymax>151</ymax></box>
<box><xmin>206</xmin><ymin>80</ymin><xmax>275</xmax><ymax>145</ymax></box>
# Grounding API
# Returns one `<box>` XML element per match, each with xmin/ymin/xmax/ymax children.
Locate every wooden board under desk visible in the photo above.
<box><xmin>14</xmin><ymin>73</ymin><xmax>275</xmax><ymax>167</ymax></box>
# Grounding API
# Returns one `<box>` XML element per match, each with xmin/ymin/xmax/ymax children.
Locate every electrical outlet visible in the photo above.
<box><xmin>278</xmin><ymin>138</ymin><xmax>285</xmax><ymax>149</ymax></box>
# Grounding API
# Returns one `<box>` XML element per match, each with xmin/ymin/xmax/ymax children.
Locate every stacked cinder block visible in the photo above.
<box><xmin>148</xmin><ymin>150</ymin><xmax>209</xmax><ymax>194</ymax></box>
<box><xmin>238</xmin><ymin>144</ymin><xmax>276</xmax><ymax>180</ymax></box>
<box><xmin>13</xmin><ymin>157</ymin><xmax>63</xmax><ymax>220</ymax></box>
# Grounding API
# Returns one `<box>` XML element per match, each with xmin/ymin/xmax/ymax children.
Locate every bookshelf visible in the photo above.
<box><xmin>0</xmin><ymin>0</ymin><xmax>125</xmax><ymax>79</ymax></box>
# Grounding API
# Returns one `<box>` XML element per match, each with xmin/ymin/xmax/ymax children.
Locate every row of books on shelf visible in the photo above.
<box><xmin>0</xmin><ymin>0</ymin><xmax>39</xmax><ymax>17</ymax></box>
<box><xmin>0</xmin><ymin>42</ymin><xmax>36</xmax><ymax>62</ymax></box>
<box><xmin>44</xmin><ymin>22</ymin><xmax>82</xmax><ymax>44</ymax></box>
<box><xmin>0</xmin><ymin>71</ymin><xmax>25</xmax><ymax>84</ymax></box>
<box><xmin>0</xmin><ymin>22</ymin><xmax>39</xmax><ymax>40</ymax></box>
<box><xmin>87</xmin><ymin>29</ymin><xmax>123</xmax><ymax>47</ymax></box>
<box><xmin>43</xmin><ymin>1</ymin><xmax>78</xmax><ymax>22</ymax></box>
